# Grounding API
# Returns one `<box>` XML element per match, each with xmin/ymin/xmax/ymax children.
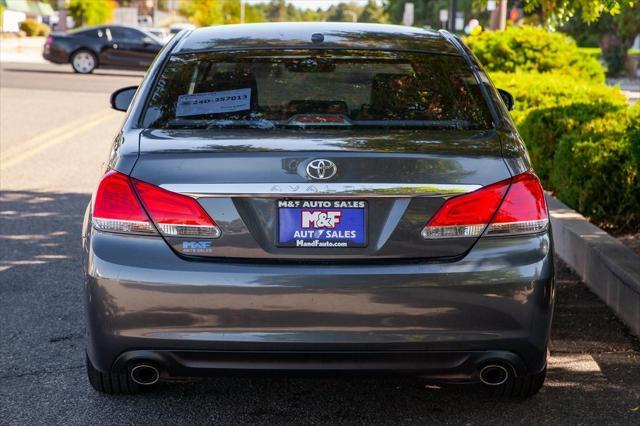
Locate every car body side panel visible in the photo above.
<box><xmin>43</xmin><ymin>35</ymin><xmax>104</xmax><ymax>63</ymax></box>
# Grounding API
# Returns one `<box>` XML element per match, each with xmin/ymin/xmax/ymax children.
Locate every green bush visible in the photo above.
<box><xmin>18</xmin><ymin>19</ymin><xmax>50</xmax><ymax>37</ymax></box>
<box><xmin>551</xmin><ymin>105</ymin><xmax>639</xmax><ymax>231</ymax></box>
<box><xmin>466</xmin><ymin>26</ymin><xmax>605</xmax><ymax>83</ymax></box>
<box><xmin>472</xmin><ymin>27</ymin><xmax>637</xmax><ymax>231</ymax></box>
<box><xmin>626</xmin><ymin>103</ymin><xmax>640</xmax><ymax>173</ymax></box>
<box><xmin>490</xmin><ymin>71</ymin><xmax>626</xmax><ymax>126</ymax></box>
<box><xmin>520</xmin><ymin>101</ymin><xmax>627</xmax><ymax>185</ymax></box>
<box><xmin>490</xmin><ymin>71</ymin><xmax>627</xmax><ymax>182</ymax></box>
<box><xmin>68</xmin><ymin>0</ymin><xmax>114</xmax><ymax>27</ymax></box>
<box><xmin>36</xmin><ymin>23</ymin><xmax>51</xmax><ymax>36</ymax></box>
<box><xmin>577</xmin><ymin>47</ymin><xmax>602</xmax><ymax>61</ymax></box>
<box><xmin>493</xmin><ymin>71</ymin><xmax>638</xmax><ymax>231</ymax></box>
<box><xmin>19</xmin><ymin>19</ymin><xmax>39</xmax><ymax>36</ymax></box>
<box><xmin>490</xmin><ymin>72</ymin><xmax>626</xmax><ymax>179</ymax></box>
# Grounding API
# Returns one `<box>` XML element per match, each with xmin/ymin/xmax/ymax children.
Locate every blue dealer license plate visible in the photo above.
<box><xmin>277</xmin><ymin>200</ymin><xmax>367</xmax><ymax>248</ymax></box>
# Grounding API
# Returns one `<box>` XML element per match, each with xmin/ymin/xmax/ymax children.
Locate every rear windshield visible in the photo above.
<box><xmin>142</xmin><ymin>50</ymin><xmax>493</xmax><ymax>130</ymax></box>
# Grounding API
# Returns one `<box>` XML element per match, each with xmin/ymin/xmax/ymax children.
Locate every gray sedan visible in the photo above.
<box><xmin>82</xmin><ymin>22</ymin><xmax>553</xmax><ymax>398</ymax></box>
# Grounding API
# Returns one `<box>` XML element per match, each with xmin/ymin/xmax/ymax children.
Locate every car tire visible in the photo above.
<box><xmin>491</xmin><ymin>366</ymin><xmax>546</xmax><ymax>398</ymax></box>
<box><xmin>71</xmin><ymin>50</ymin><xmax>97</xmax><ymax>74</ymax></box>
<box><xmin>86</xmin><ymin>354</ymin><xmax>141</xmax><ymax>394</ymax></box>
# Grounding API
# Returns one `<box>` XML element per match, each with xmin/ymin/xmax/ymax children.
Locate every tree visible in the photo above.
<box><xmin>190</xmin><ymin>0</ymin><xmax>224</xmax><ymax>26</ymax></box>
<box><xmin>68</xmin><ymin>0</ymin><xmax>114</xmax><ymax>27</ymax></box>
<box><xmin>562</xmin><ymin>3</ymin><xmax>640</xmax><ymax>46</ymax></box>
<box><xmin>300</xmin><ymin>8</ymin><xmax>326</xmax><ymax>21</ymax></box>
<box><xmin>182</xmin><ymin>0</ymin><xmax>266</xmax><ymax>26</ymax></box>
<box><xmin>385</xmin><ymin>0</ymin><xmax>479</xmax><ymax>29</ymax></box>
<box><xmin>561</xmin><ymin>2</ymin><xmax>640</xmax><ymax>75</ymax></box>
<box><xmin>359</xmin><ymin>0</ymin><xmax>389</xmax><ymax>23</ymax></box>
<box><xmin>264</xmin><ymin>0</ymin><xmax>288</xmax><ymax>22</ymax></box>
<box><xmin>325</xmin><ymin>2</ymin><xmax>362</xmax><ymax>22</ymax></box>
<box><xmin>522</xmin><ymin>0</ymin><xmax>635</xmax><ymax>25</ymax></box>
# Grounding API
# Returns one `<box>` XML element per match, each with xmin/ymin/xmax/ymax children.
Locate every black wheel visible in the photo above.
<box><xmin>86</xmin><ymin>354</ymin><xmax>141</xmax><ymax>394</ymax></box>
<box><xmin>491</xmin><ymin>366</ymin><xmax>546</xmax><ymax>398</ymax></box>
<box><xmin>71</xmin><ymin>50</ymin><xmax>97</xmax><ymax>74</ymax></box>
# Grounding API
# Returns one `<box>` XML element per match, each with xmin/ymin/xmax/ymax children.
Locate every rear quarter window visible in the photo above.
<box><xmin>109</xmin><ymin>27</ymin><xmax>145</xmax><ymax>42</ymax></box>
<box><xmin>72</xmin><ymin>28</ymin><xmax>106</xmax><ymax>39</ymax></box>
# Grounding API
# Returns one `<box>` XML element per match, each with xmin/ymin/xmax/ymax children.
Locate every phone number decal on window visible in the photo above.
<box><xmin>176</xmin><ymin>88</ymin><xmax>251</xmax><ymax>117</ymax></box>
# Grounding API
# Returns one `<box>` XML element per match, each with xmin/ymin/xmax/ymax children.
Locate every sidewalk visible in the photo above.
<box><xmin>0</xmin><ymin>36</ymin><xmax>46</xmax><ymax>64</ymax></box>
<box><xmin>548</xmin><ymin>194</ymin><xmax>640</xmax><ymax>337</ymax></box>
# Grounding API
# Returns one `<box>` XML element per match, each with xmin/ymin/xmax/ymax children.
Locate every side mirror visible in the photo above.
<box><xmin>497</xmin><ymin>88</ymin><xmax>515</xmax><ymax>111</ymax></box>
<box><xmin>110</xmin><ymin>86</ymin><xmax>138</xmax><ymax>111</ymax></box>
<box><xmin>142</xmin><ymin>36</ymin><xmax>155</xmax><ymax>45</ymax></box>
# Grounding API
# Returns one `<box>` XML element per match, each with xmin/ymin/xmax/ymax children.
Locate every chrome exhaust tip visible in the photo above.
<box><xmin>130</xmin><ymin>363</ymin><xmax>160</xmax><ymax>386</ymax></box>
<box><xmin>479</xmin><ymin>364</ymin><xmax>510</xmax><ymax>386</ymax></box>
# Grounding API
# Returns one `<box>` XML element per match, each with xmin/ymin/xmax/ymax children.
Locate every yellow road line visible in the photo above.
<box><xmin>1</xmin><ymin>110</ymin><xmax>108</xmax><ymax>160</ymax></box>
<box><xmin>0</xmin><ymin>112</ymin><xmax>119</xmax><ymax>171</ymax></box>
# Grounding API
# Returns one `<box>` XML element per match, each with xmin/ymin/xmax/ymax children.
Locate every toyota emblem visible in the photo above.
<box><xmin>306</xmin><ymin>159</ymin><xmax>337</xmax><ymax>180</ymax></box>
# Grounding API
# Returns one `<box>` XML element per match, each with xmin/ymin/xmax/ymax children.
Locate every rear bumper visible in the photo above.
<box><xmin>83</xmin><ymin>229</ymin><xmax>554</xmax><ymax>380</ymax></box>
<box><xmin>42</xmin><ymin>47</ymin><xmax>68</xmax><ymax>64</ymax></box>
<box><xmin>112</xmin><ymin>349</ymin><xmax>530</xmax><ymax>383</ymax></box>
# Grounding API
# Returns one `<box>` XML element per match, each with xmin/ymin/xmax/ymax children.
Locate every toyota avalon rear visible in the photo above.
<box><xmin>82</xmin><ymin>23</ymin><xmax>554</xmax><ymax>398</ymax></box>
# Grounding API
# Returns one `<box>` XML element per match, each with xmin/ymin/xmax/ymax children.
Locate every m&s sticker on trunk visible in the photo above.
<box><xmin>176</xmin><ymin>88</ymin><xmax>251</xmax><ymax>117</ymax></box>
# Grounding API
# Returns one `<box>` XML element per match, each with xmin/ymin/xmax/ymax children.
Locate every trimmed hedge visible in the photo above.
<box><xmin>490</xmin><ymin>71</ymin><xmax>639</xmax><ymax>232</ymax></box>
<box><xmin>551</xmin><ymin>104</ymin><xmax>639</xmax><ymax>231</ymax></box>
<box><xmin>466</xmin><ymin>26</ymin><xmax>605</xmax><ymax>83</ymax></box>
<box><xmin>490</xmin><ymin>71</ymin><xmax>626</xmax><ymax>126</ymax></box>
<box><xmin>490</xmin><ymin>71</ymin><xmax>627</xmax><ymax>180</ymax></box>
<box><xmin>468</xmin><ymin>27</ymin><xmax>637</xmax><ymax>232</ymax></box>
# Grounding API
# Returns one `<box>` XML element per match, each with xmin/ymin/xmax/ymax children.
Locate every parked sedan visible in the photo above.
<box><xmin>43</xmin><ymin>25</ymin><xmax>163</xmax><ymax>73</ymax></box>
<box><xmin>84</xmin><ymin>23</ymin><xmax>554</xmax><ymax>397</ymax></box>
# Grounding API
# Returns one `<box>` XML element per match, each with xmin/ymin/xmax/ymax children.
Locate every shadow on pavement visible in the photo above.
<box><xmin>1</xmin><ymin>190</ymin><xmax>639</xmax><ymax>424</ymax></box>
<box><xmin>0</xmin><ymin>190</ymin><xmax>88</xmax><ymax>275</ymax></box>
<box><xmin>0</xmin><ymin>190</ymin><xmax>89</xmax><ymax>379</ymax></box>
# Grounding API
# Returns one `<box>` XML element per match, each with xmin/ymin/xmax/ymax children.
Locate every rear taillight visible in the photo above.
<box><xmin>46</xmin><ymin>36</ymin><xmax>53</xmax><ymax>45</ymax></box>
<box><xmin>132</xmin><ymin>179</ymin><xmax>221</xmax><ymax>238</ymax></box>
<box><xmin>92</xmin><ymin>171</ymin><xmax>220</xmax><ymax>238</ymax></box>
<box><xmin>92</xmin><ymin>170</ymin><xmax>156</xmax><ymax>235</ymax></box>
<box><xmin>421</xmin><ymin>171</ymin><xmax>548</xmax><ymax>239</ymax></box>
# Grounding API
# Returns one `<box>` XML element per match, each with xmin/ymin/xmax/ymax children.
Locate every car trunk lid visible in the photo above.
<box><xmin>130</xmin><ymin>128</ymin><xmax>510</xmax><ymax>260</ymax></box>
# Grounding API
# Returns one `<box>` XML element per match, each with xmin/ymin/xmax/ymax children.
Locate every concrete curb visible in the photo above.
<box><xmin>547</xmin><ymin>195</ymin><xmax>640</xmax><ymax>337</ymax></box>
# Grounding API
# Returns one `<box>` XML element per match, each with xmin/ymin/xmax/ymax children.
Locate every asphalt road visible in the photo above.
<box><xmin>1</xmin><ymin>62</ymin><xmax>639</xmax><ymax>425</ymax></box>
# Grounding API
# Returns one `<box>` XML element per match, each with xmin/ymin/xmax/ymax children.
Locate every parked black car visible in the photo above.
<box><xmin>43</xmin><ymin>25</ymin><xmax>163</xmax><ymax>73</ymax></box>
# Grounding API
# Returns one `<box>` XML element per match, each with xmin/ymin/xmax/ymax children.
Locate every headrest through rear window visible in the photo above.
<box><xmin>370</xmin><ymin>73</ymin><xmax>424</xmax><ymax>117</ymax></box>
